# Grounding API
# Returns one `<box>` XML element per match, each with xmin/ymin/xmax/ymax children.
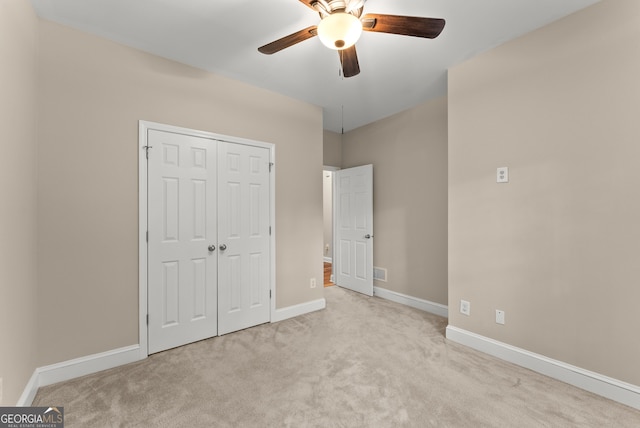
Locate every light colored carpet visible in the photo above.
<box><xmin>34</xmin><ymin>286</ymin><xmax>640</xmax><ymax>427</ymax></box>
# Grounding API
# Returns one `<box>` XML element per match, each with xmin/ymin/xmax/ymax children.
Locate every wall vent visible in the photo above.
<box><xmin>373</xmin><ymin>267</ymin><xmax>387</xmax><ymax>282</ymax></box>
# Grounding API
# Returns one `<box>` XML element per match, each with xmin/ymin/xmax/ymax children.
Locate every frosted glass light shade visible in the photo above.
<box><xmin>317</xmin><ymin>12</ymin><xmax>363</xmax><ymax>50</ymax></box>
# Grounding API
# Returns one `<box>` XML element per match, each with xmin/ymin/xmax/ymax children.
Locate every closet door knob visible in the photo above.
<box><xmin>208</xmin><ymin>245</ymin><xmax>216</xmax><ymax>252</ymax></box>
<box><xmin>219</xmin><ymin>244</ymin><xmax>227</xmax><ymax>251</ymax></box>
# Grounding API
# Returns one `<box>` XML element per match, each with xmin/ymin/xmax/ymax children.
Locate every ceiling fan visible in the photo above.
<box><xmin>258</xmin><ymin>0</ymin><xmax>445</xmax><ymax>78</ymax></box>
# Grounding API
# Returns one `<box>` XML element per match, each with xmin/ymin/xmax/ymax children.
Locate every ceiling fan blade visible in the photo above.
<box><xmin>258</xmin><ymin>26</ymin><xmax>317</xmax><ymax>55</ymax></box>
<box><xmin>361</xmin><ymin>14</ymin><xmax>445</xmax><ymax>39</ymax></box>
<box><xmin>339</xmin><ymin>45</ymin><xmax>360</xmax><ymax>78</ymax></box>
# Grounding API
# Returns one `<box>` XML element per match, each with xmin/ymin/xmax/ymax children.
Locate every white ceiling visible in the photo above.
<box><xmin>30</xmin><ymin>0</ymin><xmax>599</xmax><ymax>133</ymax></box>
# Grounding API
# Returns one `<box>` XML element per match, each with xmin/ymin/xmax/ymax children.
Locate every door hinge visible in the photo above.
<box><xmin>142</xmin><ymin>145</ymin><xmax>152</xmax><ymax>159</ymax></box>
<box><xmin>146</xmin><ymin>231</ymin><xmax>148</xmax><ymax>242</ymax></box>
<box><xmin>269</xmin><ymin>226</ymin><xmax>271</xmax><ymax>236</ymax></box>
<box><xmin>146</xmin><ymin>314</ymin><xmax>149</xmax><ymax>325</ymax></box>
<box><xmin>269</xmin><ymin>162</ymin><xmax>274</xmax><ymax>172</ymax></box>
<box><xmin>270</xmin><ymin>290</ymin><xmax>272</xmax><ymax>299</ymax></box>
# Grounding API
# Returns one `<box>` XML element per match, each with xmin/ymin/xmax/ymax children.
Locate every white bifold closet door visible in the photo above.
<box><xmin>217</xmin><ymin>142</ymin><xmax>271</xmax><ymax>336</ymax></box>
<box><xmin>147</xmin><ymin>129</ymin><xmax>270</xmax><ymax>354</ymax></box>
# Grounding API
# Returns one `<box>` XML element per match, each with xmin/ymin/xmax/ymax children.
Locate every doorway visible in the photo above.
<box><xmin>323</xmin><ymin>167</ymin><xmax>338</xmax><ymax>287</ymax></box>
<box><xmin>323</xmin><ymin>165</ymin><xmax>374</xmax><ymax>296</ymax></box>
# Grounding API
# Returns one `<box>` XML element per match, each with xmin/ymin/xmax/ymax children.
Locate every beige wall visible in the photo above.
<box><xmin>323</xmin><ymin>130</ymin><xmax>342</xmax><ymax>168</ymax></box>
<box><xmin>448</xmin><ymin>0</ymin><xmax>640</xmax><ymax>385</ymax></box>
<box><xmin>0</xmin><ymin>1</ymin><xmax>39</xmax><ymax>404</ymax></box>
<box><xmin>342</xmin><ymin>97</ymin><xmax>448</xmax><ymax>304</ymax></box>
<box><xmin>36</xmin><ymin>20</ymin><xmax>324</xmax><ymax>366</ymax></box>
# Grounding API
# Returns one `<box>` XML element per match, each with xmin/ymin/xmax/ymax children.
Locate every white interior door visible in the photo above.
<box><xmin>147</xmin><ymin>130</ymin><xmax>218</xmax><ymax>354</ymax></box>
<box><xmin>335</xmin><ymin>164</ymin><xmax>373</xmax><ymax>296</ymax></box>
<box><xmin>217</xmin><ymin>142</ymin><xmax>271</xmax><ymax>335</ymax></box>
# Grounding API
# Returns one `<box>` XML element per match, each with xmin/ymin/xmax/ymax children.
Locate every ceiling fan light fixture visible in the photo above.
<box><xmin>317</xmin><ymin>12</ymin><xmax>362</xmax><ymax>50</ymax></box>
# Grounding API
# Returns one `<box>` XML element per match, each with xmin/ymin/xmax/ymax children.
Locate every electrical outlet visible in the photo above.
<box><xmin>310</xmin><ymin>278</ymin><xmax>317</xmax><ymax>289</ymax></box>
<box><xmin>497</xmin><ymin>167</ymin><xmax>509</xmax><ymax>183</ymax></box>
<box><xmin>496</xmin><ymin>310</ymin><xmax>505</xmax><ymax>325</ymax></box>
<box><xmin>460</xmin><ymin>300</ymin><xmax>470</xmax><ymax>316</ymax></box>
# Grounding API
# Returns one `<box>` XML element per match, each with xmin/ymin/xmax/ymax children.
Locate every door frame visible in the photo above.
<box><xmin>138</xmin><ymin>120</ymin><xmax>276</xmax><ymax>358</ymax></box>
<box><xmin>323</xmin><ymin>166</ymin><xmax>340</xmax><ymax>283</ymax></box>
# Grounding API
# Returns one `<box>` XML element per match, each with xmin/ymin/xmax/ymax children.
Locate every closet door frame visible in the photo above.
<box><xmin>138</xmin><ymin>120</ymin><xmax>276</xmax><ymax>358</ymax></box>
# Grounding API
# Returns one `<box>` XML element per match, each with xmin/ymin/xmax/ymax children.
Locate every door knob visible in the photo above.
<box><xmin>219</xmin><ymin>244</ymin><xmax>227</xmax><ymax>251</ymax></box>
<box><xmin>208</xmin><ymin>245</ymin><xmax>216</xmax><ymax>252</ymax></box>
<box><xmin>364</xmin><ymin>234</ymin><xmax>372</xmax><ymax>239</ymax></box>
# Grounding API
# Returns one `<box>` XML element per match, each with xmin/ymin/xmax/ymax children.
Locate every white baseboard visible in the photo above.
<box><xmin>373</xmin><ymin>286</ymin><xmax>448</xmax><ymax>318</ymax></box>
<box><xmin>446</xmin><ymin>325</ymin><xmax>640</xmax><ymax>411</ymax></box>
<box><xmin>18</xmin><ymin>345</ymin><xmax>142</xmax><ymax>406</ymax></box>
<box><xmin>323</xmin><ymin>257</ymin><xmax>332</xmax><ymax>263</ymax></box>
<box><xmin>272</xmin><ymin>298</ymin><xmax>326</xmax><ymax>323</ymax></box>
